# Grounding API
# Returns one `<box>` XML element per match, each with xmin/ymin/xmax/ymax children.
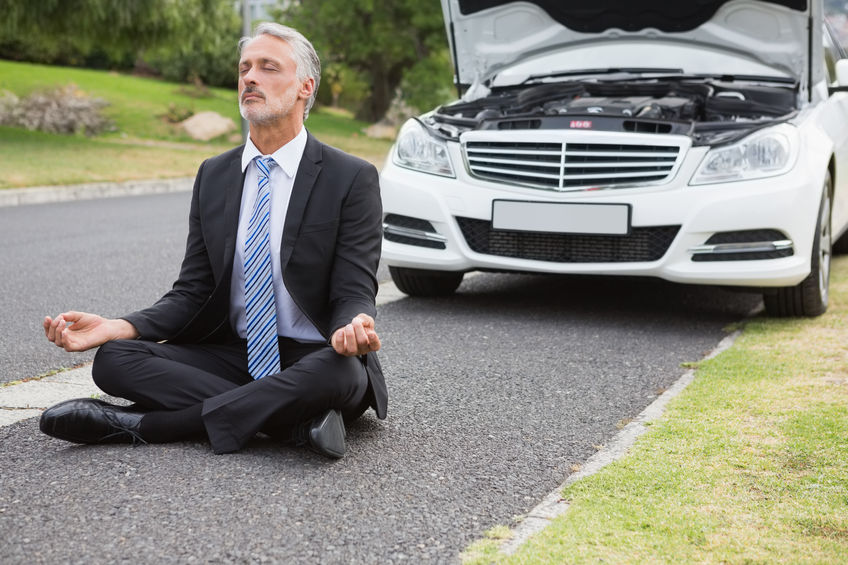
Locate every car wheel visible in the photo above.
<box><xmin>763</xmin><ymin>173</ymin><xmax>832</xmax><ymax>317</ymax></box>
<box><xmin>389</xmin><ymin>266</ymin><xmax>464</xmax><ymax>297</ymax></box>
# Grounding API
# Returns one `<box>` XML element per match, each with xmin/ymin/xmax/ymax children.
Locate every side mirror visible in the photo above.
<box><xmin>830</xmin><ymin>59</ymin><xmax>848</xmax><ymax>94</ymax></box>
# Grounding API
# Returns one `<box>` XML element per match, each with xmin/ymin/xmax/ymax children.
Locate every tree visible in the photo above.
<box><xmin>143</xmin><ymin>0</ymin><xmax>241</xmax><ymax>87</ymax></box>
<box><xmin>280</xmin><ymin>0</ymin><xmax>452</xmax><ymax>122</ymax></box>
<box><xmin>0</xmin><ymin>0</ymin><xmax>185</xmax><ymax>64</ymax></box>
<box><xmin>0</xmin><ymin>0</ymin><xmax>240</xmax><ymax>86</ymax></box>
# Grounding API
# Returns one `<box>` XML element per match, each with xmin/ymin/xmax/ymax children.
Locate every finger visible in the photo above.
<box><xmin>58</xmin><ymin>328</ymin><xmax>71</xmax><ymax>351</ymax></box>
<box><xmin>46</xmin><ymin>316</ymin><xmax>56</xmax><ymax>341</ymax></box>
<box><xmin>61</xmin><ymin>311</ymin><xmax>83</xmax><ymax>326</ymax></box>
<box><xmin>55</xmin><ymin>315</ymin><xmax>68</xmax><ymax>347</ymax></box>
<box><xmin>47</xmin><ymin>315</ymin><xmax>63</xmax><ymax>344</ymax></box>
<box><xmin>43</xmin><ymin>316</ymin><xmax>53</xmax><ymax>337</ymax></box>
<box><xmin>61</xmin><ymin>329</ymin><xmax>79</xmax><ymax>352</ymax></box>
<box><xmin>331</xmin><ymin>328</ymin><xmax>345</xmax><ymax>354</ymax></box>
<box><xmin>365</xmin><ymin>330</ymin><xmax>381</xmax><ymax>352</ymax></box>
<box><xmin>355</xmin><ymin>314</ymin><xmax>374</xmax><ymax>330</ymax></box>
<box><xmin>343</xmin><ymin>324</ymin><xmax>358</xmax><ymax>355</ymax></box>
<box><xmin>351</xmin><ymin>318</ymin><xmax>370</xmax><ymax>350</ymax></box>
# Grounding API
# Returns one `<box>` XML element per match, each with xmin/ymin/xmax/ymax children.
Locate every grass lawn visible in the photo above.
<box><xmin>0</xmin><ymin>60</ymin><xmax>392</xmax><ymax>188</ymax></box>
<box><xmin>464</xmin><ymin>256</ymin><xmax>848</xmax><ymax>564</ymax></box>
<box><xmin>0</xmin><ymin>126</ymin><xmax>230</xmax><ymax>187</ymax></box>
<box><xmin>0</xmin><ymin>59</ymin><xmax>239</xmax><ymax>140</ymax></box>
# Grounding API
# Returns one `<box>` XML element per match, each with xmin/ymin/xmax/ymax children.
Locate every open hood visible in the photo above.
<box><xmin>442</xmin><ymin>0</ymin><xmax>821</xmax><ymax>93</ymax></box>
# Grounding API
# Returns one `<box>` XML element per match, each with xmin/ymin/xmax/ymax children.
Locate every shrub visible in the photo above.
<box><xmin>0</xmin><ymin>85</ymin><xmax>114</xmax><ymax>136</ymax></box>
<box><xmin>162</xmin><ymin>102</ymin><xmax>195</xmax><ymax>124</ymax></box>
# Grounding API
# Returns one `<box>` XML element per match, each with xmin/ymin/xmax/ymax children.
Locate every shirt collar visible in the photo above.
<box><xmin>241</xmin><ymin>126</ymin><xmax>308</xmax><ymax>179</ymax></box>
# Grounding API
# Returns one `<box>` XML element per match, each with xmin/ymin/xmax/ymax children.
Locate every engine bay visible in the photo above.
<box><xmin>427</xmin><ymin>78</ymin><xmax>799</xmax><ymax>146</ymax></box>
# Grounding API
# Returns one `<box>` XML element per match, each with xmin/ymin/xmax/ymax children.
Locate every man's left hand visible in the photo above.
<box><xmin>331</xmin><ymin>313</ymin><xmax>381</xmax><ymax>356</ymax></box>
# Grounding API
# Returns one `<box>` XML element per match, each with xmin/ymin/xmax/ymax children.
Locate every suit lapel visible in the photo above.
<box><xmin>281</xmin><ymin>133</ymin><xmax>322</xmax><ymax>266</ymax></box>
<box><xmin>221</xmin><ymin>149</ymin><xmax>247</xmax><ymax>281</ymax></box>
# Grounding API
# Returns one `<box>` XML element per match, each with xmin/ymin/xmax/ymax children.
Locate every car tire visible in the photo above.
<box><xmin>389</xmin><ymin>267</ymin><xmax>464</xmax><ymax>297</ymax></box>
<box><xmin>763</xmin><ymin>173</ymin><xmax>832</xmax><ymax>317</ymax></box>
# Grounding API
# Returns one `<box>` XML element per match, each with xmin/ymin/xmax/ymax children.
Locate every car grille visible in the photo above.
<box><xmin>463</xmin><ymin>140</ymin><xmax>681</xmax><ymax>191</ymax></box>
<box><xmin>455</xmin><ymin>217</ymin><xmax>679</xmax><ymax>263</ymax></box>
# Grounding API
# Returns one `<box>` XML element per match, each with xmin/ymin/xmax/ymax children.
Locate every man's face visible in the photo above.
<box><xmin>237</xmin><ymin>34</ymin><xmax>311</xmax><ymax>126</ymax></box>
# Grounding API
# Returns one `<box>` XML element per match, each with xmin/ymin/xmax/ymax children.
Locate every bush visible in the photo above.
<box><xmin>161</xmin><ymin>102</ymin><xmax>195</xmax><ymax>124</ymax></box>
<box><xmin>317</xmin><ymin>63</ymin><xmax>371</xmax><ymax>112</ymax></box>
<box><xmin>0</xmin><ymin>85</ymin><xmax>114</xmax><ymax>136</ymax></box>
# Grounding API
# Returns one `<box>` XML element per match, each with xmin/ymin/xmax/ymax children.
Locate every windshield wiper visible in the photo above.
<box><xmin>522</xmin><ymin>67</ymin><xmax>684</xmax><ymax>84</ymax></box>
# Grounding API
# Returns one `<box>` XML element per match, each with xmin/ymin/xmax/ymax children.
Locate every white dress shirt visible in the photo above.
<box><xmin>229</xmin><ymin>127</ymin><xmax>324</xmax><ymax>343</ymax></box>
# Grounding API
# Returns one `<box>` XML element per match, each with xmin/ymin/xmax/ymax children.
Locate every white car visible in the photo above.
<box><xmin>379</xmin><ymin>0</ymin><xmax>848</xmax><ymax>316</ymax></box>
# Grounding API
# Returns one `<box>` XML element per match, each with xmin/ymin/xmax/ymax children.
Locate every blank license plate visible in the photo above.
<box><xmin>492</xmin><ymin>201</ymin><xmax>630</xmax><ymax>235</ymax></box>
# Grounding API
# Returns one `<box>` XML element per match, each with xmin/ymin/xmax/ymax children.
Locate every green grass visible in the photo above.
<box><xmin>0</xmin><ymin>59</ymin><xmax>238</xmax><ymax>140</ymax></box>
<box><xmin>0</xmin><ymin>59</ymin><xmax>392</xmax><ymax>187</ymax></box>
<box><xmin>464</xmin><ymin>257</ymin><xmax>848</xmax><ymax>564</ymax></box>
<box><xmin>0</xmin><ymin>126</ymin><xmax>227</xmax><ymax>187</ymax></box>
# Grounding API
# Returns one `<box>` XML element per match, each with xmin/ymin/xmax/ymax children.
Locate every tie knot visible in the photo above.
<box><xmin>255</xmin><ymin>156</ymin><xmax>276</xmax><ymax>177</ymax></box>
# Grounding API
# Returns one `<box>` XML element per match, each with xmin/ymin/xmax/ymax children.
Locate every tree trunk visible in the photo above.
<box><xmin>356</xmin><ymin>67</ymin><xmax>392</xmax><ymax>122</ymax></box>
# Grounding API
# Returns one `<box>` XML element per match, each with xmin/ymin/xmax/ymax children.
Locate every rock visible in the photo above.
<box><xmin>180</xmin><ymin>111</ymin><xmax>236</xmax><ymax>141</ymax></box>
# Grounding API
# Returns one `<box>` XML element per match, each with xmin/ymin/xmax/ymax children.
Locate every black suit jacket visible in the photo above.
<box><xmin>122</xmin><ymin>132</ymin><xmax>387</xmax><ymax>419</ymax></box>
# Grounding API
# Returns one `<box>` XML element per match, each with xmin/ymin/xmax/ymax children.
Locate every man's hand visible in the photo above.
<box><xmin>43</xmin><ymin>311</ymin><xmax>139</xmax><ymax>352</ymax></box>
<box><xmin>331</xmin><ymin>313</ymin><xmax>381</xmax><ymax>357</ymax></box>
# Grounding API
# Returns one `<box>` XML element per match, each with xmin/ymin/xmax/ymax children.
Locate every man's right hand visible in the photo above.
<box><xmin>43</xmin><ymin>311</ymin><xmax>139</xmax><ymax>352</ymax></box>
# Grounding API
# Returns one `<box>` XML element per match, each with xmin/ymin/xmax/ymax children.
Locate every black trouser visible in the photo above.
<box><xmin>91</xmin><ymin>337</ymin><xmax>368</xmax><ymax>454</ymax></box>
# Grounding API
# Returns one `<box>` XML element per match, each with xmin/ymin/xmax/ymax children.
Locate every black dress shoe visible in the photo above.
<box><xmin>295</xmin><ymin>409</ymin><xmax>346</xmax><ymax>459</ymax></box>
<box><xmin>39</xmin><ymin>398</ymin><xmax>146</xmax><ymax>445</ymax></box>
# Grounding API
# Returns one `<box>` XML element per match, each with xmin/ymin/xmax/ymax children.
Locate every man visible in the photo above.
<box><xmin>39</xmin><ymin>23</ymin><xmax>386</xmax><ymax>459</ymax></box>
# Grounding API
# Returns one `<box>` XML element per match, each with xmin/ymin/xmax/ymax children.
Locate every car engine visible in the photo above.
<box><xmin>427</xmin><ymin>79</ymin><xmax>798</xmax><ymax>145</ymax></box>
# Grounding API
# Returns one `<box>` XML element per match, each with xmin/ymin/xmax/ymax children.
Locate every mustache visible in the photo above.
<box><xmin>241</xmin><ymin>86</ymin><xmax>265</xmax><ymax>101</ymax></box>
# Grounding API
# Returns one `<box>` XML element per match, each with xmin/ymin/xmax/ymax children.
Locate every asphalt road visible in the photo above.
<box><xmin>1</xmin><ymin>193</ymin><xmax>190</xmax><ymax>383</ymax></box>
<box><xmin>1</xmin><ymin>192</ymin><xmax>389</xmax><ymax>384</ymax></box>
<box><xmin>0</xmin><ymin>193</ymin><xmax>762</xmax><ymax>563</ymax></box>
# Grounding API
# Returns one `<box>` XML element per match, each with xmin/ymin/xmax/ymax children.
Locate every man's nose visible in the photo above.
<box><xmin>242</xmin><ymin>67</ymin><xmax>259</xmax><ymax>85</ymax></box>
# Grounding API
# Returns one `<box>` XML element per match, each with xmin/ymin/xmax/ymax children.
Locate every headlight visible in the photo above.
<box><xmin>392</xmin><ymin>119</ymin><xmax>454</xmax><ymax>177</ymax></box>
<box><xmin>690</xmin><ymin>124</ymin><xmax>798</xmax><ymax>185</ymax></box>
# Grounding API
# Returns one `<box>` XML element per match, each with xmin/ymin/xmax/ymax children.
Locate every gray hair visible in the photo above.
<box><xmin>239</xmin><ymin>23</ymin><xmax>321</xmax><ymax>120</ymax></box>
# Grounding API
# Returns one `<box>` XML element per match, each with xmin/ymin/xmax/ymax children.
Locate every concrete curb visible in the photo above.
<box><xmin>0</xmin><ymin>366</ymin><xmax>101</xmax><ymax>427</ymax></box>
<box><xmin>498</xmin><ymin>328</ymin><xmax>743</xmax><ymax>555</ymax></box>
<box><xmin>0</xmin><ymin>177</ymin><xmax>194</xmax><ymax>207</ymax></box>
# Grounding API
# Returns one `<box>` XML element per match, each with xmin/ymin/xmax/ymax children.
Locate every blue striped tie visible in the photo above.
<box><xmin>244</xmin><ymin>156</ymin><xmax>281</xmax><ymax>379</ymax></box>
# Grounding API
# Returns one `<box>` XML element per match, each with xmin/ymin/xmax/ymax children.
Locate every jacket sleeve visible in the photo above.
<box><xmin>327</xmin><ymin>161</ymin><xmax>382</xmax><ymax>334</ymax></box>
<box><xmin>122</xmin><ymin>161</ymin><xmax>218</xmax><ymax>341</ymax></box>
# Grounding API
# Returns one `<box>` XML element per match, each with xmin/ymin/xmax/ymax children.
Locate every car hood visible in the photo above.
<box><xmin>442</xmin><ymin>0</ymin><xmax>818</xmax><ymax>90</ymax></box>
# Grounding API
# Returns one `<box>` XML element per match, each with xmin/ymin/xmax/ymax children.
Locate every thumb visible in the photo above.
<box><xmin>61</xmin><ymin>311</ymin><xmax>84</xmax><ymax>323</ymax></box>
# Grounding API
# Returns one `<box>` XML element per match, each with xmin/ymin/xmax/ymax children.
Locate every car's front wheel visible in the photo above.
<box><xmin>763</xmin><ymin>174</ymin><xmax>832</xmax><ymax>317</ymax></box>
<box><xmin>389</xmin><ymin>267</ymin><xmax>464</xmax><ymax>297</ymax></box>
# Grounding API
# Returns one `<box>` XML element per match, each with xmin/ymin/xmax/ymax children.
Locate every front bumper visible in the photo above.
<box><xmin>380</xmin><ymin>142</ymin><xmax>822</xmax><ymax>288</ymax></box>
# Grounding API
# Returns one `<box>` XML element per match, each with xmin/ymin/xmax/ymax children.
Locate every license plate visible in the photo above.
<box><xmin>491</xmin><ymin>201</ymin><xmax>631</xmax><ymax>235</ymax></box>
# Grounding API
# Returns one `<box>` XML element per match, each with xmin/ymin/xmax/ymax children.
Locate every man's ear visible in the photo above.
<box><xmin>299</xmin><ymin>77</ymin><xmax>315</xmax><ymax>101</ymax></box>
